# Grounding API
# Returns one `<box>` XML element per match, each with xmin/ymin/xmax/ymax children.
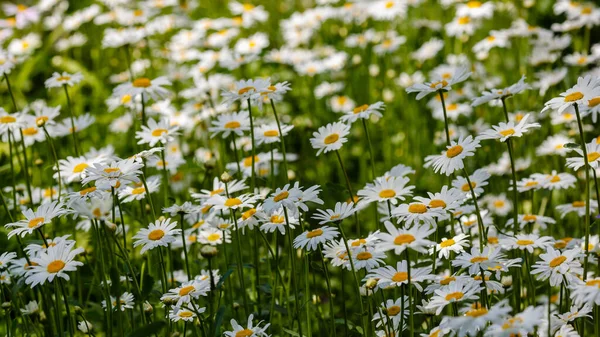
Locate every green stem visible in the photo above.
<box><xmin>19</xmin><ymin>129</ymin><xmax>33</xmax><ymax>206</ymax></box>
<box><xmin>230</xmin><ymin>208</ymin><xmax>249</xmax><ymax>317</ymax></box>
<box><xmin>361</xmin><ymin>119</ymin><xmax>376</xmax><ymax>180</ymax></box>
<box><xmin>574</xmin><ymin>103</ymin><xmax>591</xmax><ymax>280</ymax></box>
<box><xmin>247</xmin><ymin>98</ymin><xmax>256</xmax><ymax>192</ymax></box>
<box><xmin>62</xmin><ymin>85</ymin><xmax>80</xmax><ymax>156</ymax></box>
<box><xmin>179</xmin><ymin>213</ymin><xmax>191</xmax><ymax>279</ymax></box>
<box><xmin>269</xmin><ymin>99</ymin><xmax>289</xmax><ymax>182</ymax></box>
<box><xmin>283</xmin><ymin>207</ymin><xmax>304</xmax><ymax>337</ymax></box>
<box><xmin>42</xmin><ymin>125</ymin><xmax>62</xmax><ymax>201</ymax></box>
<box><xmin>438</xmin><ymin>90</ymin><xmax>450</xmax><ymax>146</ymax></box>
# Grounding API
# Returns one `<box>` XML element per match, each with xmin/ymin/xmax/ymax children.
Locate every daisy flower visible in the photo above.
<box><xmin>377</xmin><ymin>221</ymin><xmax>435</xmax><ymax>255</ymax></box>
<box><xmin>262</xmin><ymin>184</ymin><xmax>302</xmax><ymax>214</ymax></box>
<box><xmin>452</xmin><ymin>246</ymin><xmax>504</xmax><ymax>276</ymax></box>
<box><xmin>372</xmin><ymin>297</ymin><xmax>408</xmax><ymax>330</ymax></box>
<box><xmin>312</xmin><ymin>202</ymin><xmax>356</xmax><ymax>224</ymax></box>
<box><xmin>444</xmin><ymin>299</ymin><xmax>512</xmax><ymax>337</ymax></box>
<box><xmin>102</xmin><ymin>292</ymin><xmax>135</xmax><ymax>311</ymax></box>
<box><xmin>357</xmin><ymin>176</ymin><xmax>414</xmax><ymax>207</ymax></box>
<box><xmin>406</xmin><ymin>65</ymin><xmax>471</xmax><ymax>100</ymax></box>
<box><xmin>566</xmin><ymin>140</ymin><xmax>600</xmax><ymax>171</ymax></box>
<box><xmin>82</xmin><ymin>159</ymin><xmax>143</xmax><ymax>191</ymax></box>
<box><xmin>119</xmin><ymin>177</ymin><xmax>160</xmax><ymax>203</ymax></box>
<box><xmin>506</xmin><ymin>214</ymin><xmax>556</xmax><ymax>231</ymax></box>
<box><xmin>198</xmin><ymin>227</ymin><xmax>230</xmax><ymax>246</ymax></box>
<box><xmin>77</xmin><ymin>320</ymin><xmax>93</xmax><ymax>334</ymax></box>
<box><xmin>531</xmin><ymin>246</ymin><xmax>583</xmax><ymax>286</ymax></box>
<box><xmin>366</xmin><ymin>260</ymin><xmax>432</xmax><ymax>291</ymax></box>
<box><xmin>340</xmin><ymin>101</ymin><xmax>385</xmax><ymax>124</ymax></box>
<box><xmin>114</xmin><ymin>76</ymin><xmax>171</xmax><ymax>101</ymax></box>
<box><xmin>5</xmin><ymin>201</ymin><xmax>68</xmax><ymax>238</ymax></box>
<box><xmin>392</xmin><ymin>201</ymin><xmax>446</xmax><ymax>227</ymax></box>
<box><xmin>223</xmin><ymin>314</ymin><xmax>270</xmax><ymax>337</ymax></box>
<box><xmin>556</xmin><ymin>200</ymin><xmax>599</xmax><ymax>218</ymax></box>
<box><xmin>44</xmin><ymin>72</ymin><xmax>83</xmax><ymax>88</ymax></box>
<box><xmin>350</xmin><ymin>246</ymin><xmax>386</xmax><ymax>271</ymax></box>
<box><xmin>160</xmin><ymin>279</ymin><xmax>210</xmax><ymax>307</ymax></box>
<box><xmin>254</xmin><ymin>122</ymin><xmax>293</xmax><ymax>145</ymax></box>
<box><xmin>426</xmin><ymin>280</ymin><xmax>482</xmax><ymax>315</ymax></box>
<box><xmin>433</xmin><ymin>233</ymin><xmax>470</xmax><ymax>259</ymax></box>
<box><xmin>133</xmin><ymin>218</ymin><xmax>181</xmax><ymax>254</ymax></box>
<box><xmin>424</xmin><ymin>135</ymin><xmax>481</xmax><ymax>176</ymax></box>
<box><xmin>293</xmin><ymin>226</ymin><xmax>339</xmax><ymax>251</ymax></box>
<box><xmin>169</xmin><ymin>307</ymin><xmax>200</xmax><ymax>322</ymax></box>
<box><xmin>571</xmin><ymin>277</ymin><xmax>600</xmax><ymax>306</ymax></box>
<box><xmin>221</xmin><ymin>78</ymin><xmax>270</xmax><ymax>107</ymax></box>
<box><xmin>208</xmin><ymin>110</ymin><xmax>250</xmax><ymax>139</ymax></box>
<box><xmin>0</xmin><ymin>252</ymin><xmax>16</xmax><ymax>270</ymax></box>
<box><xmin>310</xmin><ymin>121</ymin><xmax>351</xmax><ymax>156</ymax></box>
<box><xmin>191</xmin><ymin>177</ymin><xmax>248</xmax><ymax>201</ymax></box>
<box><xmin>477</xmin><ymin>114</ymin><xmax>540</xmax><ymax>142</ymax></box>
<box><xmin>452</xmin><ymin>169</ymin><xmax>490</xmax><ymax>196</ymax></box>
<box><xmin>542</xmin><ymin>75</ymin><xmax>600</xmax><ymax>114</ymax></box>
<box><xmin>531</xmin><ymin>171</ymin><xmax>577</xmax><ymax>190</ymax></box>
<box><xmin>24</xmin><ymin>240</ymin><xmax>84</xmax><ymax>287</ymax></box>
<box><xmin>136</xmin><ymin>118</ymin><xmax>180</xmax><ymax>147</ymax></box>
<box><xmin>259</xmin><ymin>208</ymin><xmax>298</xmax><ymax>235</ymax></box>
<box><xmin>329</xmin><ymin>95</ymin><xmax>355</xmax><ymax>113</ymax></box>
<box><xmin>471</xmin><ymin>75</ymin><xmax>530</xmax><ymax>107</ymax></box>
<box><xmin>2</xmin><ymin>4</ymin><xmax>39</xmax><ymax>29</ymax></box>
<box><xmin>500</xmin><ymin>234</ymin><xmax>553</xmax><ymax>253</ymax></box>
<box><xmin>485</xmin><ymin>306</ymin><xmax>544</xmax><ymax>337</ymax></box>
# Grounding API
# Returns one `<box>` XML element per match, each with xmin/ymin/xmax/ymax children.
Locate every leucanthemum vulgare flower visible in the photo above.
<box><xmin>56</xmin><ymin>155</ymin><xmax>102</xmax><ymax>183</ymax></box>
<box><xmin>371</xmin><ymin>297</ymin><xmax>408</xmax><ymax>331</ymax></box>
<box><xmin>405</xmin><ymin>65</ymin><xmax>471</xmax><ymax>100</ymax></box>
<box><xmin>443</xmin><ymin>299</ymin><xmax>512</xmax><ymax>337</ymax></box>
<box><xmin>424</xmin><ymin>135</ymin><xmax>480</xmax><ymax>176</ymax></box>
<box><xmin>114</xmin><ymin>76</ymin><xmax>171</xmax><ymax>101</ymax></box>
<box><xmin>102</xmin><ymin>292</ymin><xmax>135</xmax><ymax>312</ymax></box>
<box><xmin>5</xmin><ymin>201</ymin><xmax>68</xmax><ymax>238</ymax></box>
<box><xmin>357</xmin><ymin>176</ymin><xmax>414</xmax><ymax>207</ymax></box>
<box><xmin>223</xmin><ymin>314</ymin><xmax>270</xmax><ymax>337</ymax></box>
<box><xmin>312</xmin><ymin>201</ymin><xmax>356</xmax><ymax>224</ymax></box>
<box><xmin>259</xmin><ymin>207</ymin><xmax>298</xmax><ymax>235</ymax></box>
<box><xmin>136</xmin><ymin>118</ymin><xmax>180</xmax><ymax>147</ymax></box>
<box><xmin>556</xmin><ymin>200</ymin><xmax>599</xmax><ymax>218</ymax></box>
<box><xmin>377</xmin><ymin>221</ymin><xmax>435</xmax><ymax>255</ymax></box>
<box><xmin>160</xmin><ymin>278</ymin><xmax>210</xmax><ymax>307</ymax></box>
<box><xmin>254</xmin><ymin>122</ymin><xmax>293</xmax><ymax>145</ymax></box>
<box><xmin>477</xmin><ymin>114</ymin><xmax>540</xmax><ymax>142</ymax></box>
<box><xmin>530</xmin><ymin>171</ymin><xmax>577</xmax><ymax>190</ymax></box>
<box><xmin>452</xmin><ymin>246</ymin><xmax>505</xmax><ymax>276</ymax></box>
<box><xmin>566</xmin><ymin>140</ymin><xmax>600</xmax><ymax>171</ymax></box>
<box><xmin>257</xmin><ymin>81</ymin><xmax>291</xmax><ymax>109</ymax></box>
<box><xmin>310</xmin><ymin>121</ymin><xmax>351</xmax><ymax>156</ymax></box>
<box><xmin>262</xmin><ymin>183</ymin><xmax>302</xmax><ymax>214</ymax></box>
<box><xmin>191</xmin><ymin>177</ymin><xmax>248</xmax><ymax>201</ymax></box>
<box><xmin>366</xmin><ymin>260</ymin><xmax>432</xmax><ymax>291</ymax></box>
<box><xmin>133</xmin><ymin>218</ymin><xmax>182</xmax><ymax>254</ymax></box>
<box><xmin>531</xmin><ymin>246</ymin><xmax>582</xmax><ymax>286</ymax></box>
<box><xmin>293</xmin><ymin>226</ymin><xmax>339</xmax><ymax>251</ymax></box>
<box><xmin>392</xmin><ymin>201</ymin><xmax>446</xmax><ymax>227</ymax></box>
<box><xmin>426</xmin><ymin>279</ymin><xmax>482</xmax><ymax>315</ymax></box>
<box><xmin>119</xmin><ymin>176</ymin><xmax>161</xmax><ymax>203</ymax></box>
<box><xmin>0</xmin><ymin>252</ymin><xmax>16</xmax><ymax>270</ymax></box>
<box><xmin>82</xmin><ymin>158</ymin><xmax>143</xmax><ymax>191</ymax></box>
<box><xmin>44</xmin><ymin>72</ymin><xmax>83</xmax><ymax>88</ymax></box>
<box><xmin>413</xmin><ymin>186</ymin><xmax>465</xmax><ymax>219</ymax></box>
<box><xmin>329</xmin><ymin>95</ymin><xmax>355</xmax><ymax>113</ymax></box>
<box><xmin>339</xmin><ymin>101</ymin><xmax>385</xmax><ymax>124</ymax></box>
<box><xmin>24</xmin><ymin>235</ymin><xmax>74</xmax><ymax>258</ymax></box>
<box><xmin>484</xmin><ymin>306</ymin><xmax>544</xmax><ymax>337</ymax></box>
<box><xmin>24</xmin><ymin>240</ymin><xmax>84</xmax><ymax>287</ymax></box>
<box><xmin>198</xmin><ymin>227</ymin><xmax>230</xmax><ymax>246</ymax></box>
<box><xmin>206</xmin><ymin>193</ymin><xmax>258</xmax><ymax>212</ymax></box>
<box><xmin>433</xmin><ymin>233</ymin><xmax>470</xmax><ymax>259</ymax></box>
<box><xmin>506</xmin><ymin>214</ymin><xmax>556</xmax><ymax>231</ymax></box>
<box><xmin>169</xmin><ymin>307</ymin><xmax>200</xmax><ymax>322</ymax></box>
<box><xmin>208</xmin><ymin>110</ymin><xmax>250</xmax><ymax>139</ymax></box>
<box><xmin>571</xmin><ymin>277</ymin><xmax>600</xmax><ymax>306</ymax></box>
<box><xmin>471</xmin><ymin>75</ymin><xmax>531</xmax><ymax>106</ymax></box>
<box><xmin>499</xmin><ymin>234</ymin><xmax>553</xmax><ymax>253</ymax></box>
<box><xmin>349</xmin><ymin>245</ymin><xmax>386</xmax><ymax>270</ymax></box>
<box><xmin>542</xmin><ymin>75</ymin><xmax>600</xmax><ymax>114</ymax></box>
<box><xmin>221</xmin><ymin>78</ymin><xmax>270</xmax><ymax>106</ymax></box>
<box><xmin>452</xmin><ymin>168</ymin><xmax>490</xmax><ymax>196</ymax></box>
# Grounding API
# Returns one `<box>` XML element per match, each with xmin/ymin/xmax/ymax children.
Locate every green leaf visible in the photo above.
<box><xmin>564</xmin><ymin>143</ymin><xmax>580</xmax><ymax>149</ymax></box>
<box><xmin>141</xmin><ymin>274</ymin><xmax>155</xmax><ymax>300</ymax></box>
<box><xmin>216</xmin><ymin>269</ymin><xmax>234</xmax><ymax>290</ymax></box>
<box><xmin>212</xmin><ymin>306</ymin><xmax>226</xmax><ymax>337</ymax></box>
<box><xmin>127</xmin><ymin>321</ymin><xmax>166</xmax><ymax>337</ymax></box>
<box><xmin>282</xmin><ymin>328</ymin><xmax>302</xmax><ymax>337</ymax></box>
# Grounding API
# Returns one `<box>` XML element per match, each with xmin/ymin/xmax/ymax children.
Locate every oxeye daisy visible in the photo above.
<box><xmin>516</xmin><ymin>175</ymin><xmax>545</xmax><ymax>192</ymax></box>
<box><xmin>82</xmin><ymin>159</ymin><xmax>143</xmax><ymax>191</ymax></box>
<box><xmin>0</xmin><ymin>252</ymin><xmax>17</xmax><ymax>270</ymax></box>
<box><xmin>254</xmin><ymin>122</ymin><xmax>293</xmax><ymax>145</ymax></box>
<box><xmin>349</xmin><ymin>246</ymin><xmax>386</xmax><ymax>271</ymax></box>
<box><xmin>114</xmin><ymin>76</ymin><xmax>171</xmax><ymax>101</ymax></box>
<box><xmin>542</xmin><ymin>75</ymin><xmax>600</xmax><ymax>114</ymax></box>
<box><xmin>357</xmin><ymin>176</ymin><xmax>414</xmax><ymax>207</ymax></box>
<box><xmin>192</xmin><ymin>177</ymin><xmax>248</xmax><ymax>201</ymax></box>
<box><xmin>259</xmin><ymin>207</ymin><xmax>298</xmax><ymax>235</ymax></box>
<box><xmin>310</xmin><ymin>121</ymin><xmax>351</xmax><ymax>156</ymax></box>
<box><xmin>5</xmin><ymin>201</ymin><xmax>68</xmax><ymax>238</ymax></box>
<box><xmin>119</xmin><ymin>177</ymin><xmax>161</xmax><ymax>203</ymax></box>
<box><xmin>506</xmin><ymin>214</ymin><xmax>556</xmax><ymax>231</ymax></box>
<box><xmin>102</xmin><ymin>292</ymin><xmax>135</xmax><ymax>312</ymax></box>
<box><xmin>312</xmin><ymin>202</ymin><xmax>356</xmax><ymax>224</ymax></box>
<box><xmin>414</xmin><ymin>186</ymin><xmax>465</xmax><ymax>218</ymax></box>
<box><xmin>531</xmin><ymin>171</ymin><xmax>577</xmax><ymax>190</ymax></box>
<box><xmin>198</xmin><ymin>227</ymin><xmax>230</xmax><ymax>245</ymax></box>
<box><xmin>477</xmin><ymin>114</ymin><xmax>540</xmax><ymax>142</ymax></box>
<box><xmin>452</xmin><ymin>169</ymin><xmax>490</xmax><ymax>196</ymax></box>
<box><xmin>329</xmin><ymin>95</ymin><xmax>355</xmax><ymax>113</ymax></box>
<box><xmin>531</xmin><ymin>246</ymin><xmax>582</xmax><ymax>286</ymax></box>
<box><xmin>366</xmin><ymin>260</ymin><xmax>433</xmax><ymax>291</ymax></box>
<box><xmin>221</xmin><ymin>78</ymin><xmax>270</xmax><ymax>107</ymax></box>
<box><xmin>371</xmin><ymin>297</ymin><xmax>409</xmax><ymax>330</ymax></box>
<box><xmin>452</xmin><ymin>246</ymin><xmax>504</xmax><ymax>276</ymax></box>
<box><xmin>262</xmin><ymin>184</ymin><xmax>302</xmax><ymax>214</ymax></box>
<box><xmin>426</xmin><ymin>280</ymin><xmax>482</xmax><ymax>315</ymax></box>
<box><xmin>208</xmin><ymin>110</ymin><xmax>250</xmax><ymax>139</ymax></box>
<box><xmin>471</xmin><ymin>75</ymin><xmax>531</xmax><ymax>107</ymax></box>
<box><xmin>223</xmin><ymin>314</ymin><xmax>270</xmax><ymax>337</ymax></box>
<box><xmin>485</xmin><ymin>306</ymin><xmax>544</xmax><ymax>337</ymax></box>
<box><xmin>445</xmin><ymin>299</ymin><xmax>512</xmax><ymax>337</ymax></box>
<box><xmin>571</xmin><ymin>277</ymin><xmax>600</xmax><ymax>306</ymax></box>
<box><xmin>424</xmin><ymin>135</ymin><xmax>480</xmax><ymax>176</ymax></box>
<box><xmin>133</xmin><ymin>218</ymin><xmax>181</xmax><ymax>254</ymax></box>
<box><xmin>293</xmin><ymin>225</ymin><xmax>339</xmax><ymax>251</ymax></box>
<box><xmin>160</xmin><ymin>279</ymin><xmax>210</xmax><ymax>307</ymax></box>
<box><xmin>339</xmin><ymin>101</ymin><xmax>385</xmax><ymax>124</ymax></box>
<box><xmin>44</xmin><ymin>72</ymin><xmax>83</xmax><ymax>88</ymax></box>
<box><xmin>566</xmin><ymin>140</ymin><xmax>600</xmax><ymax>171</ymax></box>
<box><xmin>499</xmin><ymin>234</ymin><xmax>553</xmax><ymax>253</ymax></box>
<box><xmin>136</xmin><ymin>118</ymin><xmax>180</xmax><ymax>147</ymax></box>
<box><xmin>168</xmin><ymin>307</ymin><xmax>199</xmax><ymax>322</ymax></box>
<box><xmin>377</xmin><ymin>221</ymin><xmax>435</xmax><ymax>255</ymax></box>
<box><xmin>24</xmin><ymin>240</ymin><xmax>84</xmax><ymax>287</ymax></box>
<box><xmin>406</xmin><ymin>65</ymin><xmax>471</xmax><ymax>100</ymax></box>
<box><xmin>536</xmin><ymin>134</ymin><xmax>575</xmax><ymax>157</ymax></box>
<box><xmin>433</xmin><ymin>233</ymin><xmax>469</xmax><ymax>259</ymax></box>
<box><xmin>556</xmin><ymin>200</ymin><xmax>599</xmax><ymax>218</ymax></box>
<box><xmin>391</xmin><ymin>201</ymin><xmax>446</xmax><ymax>227</ymax></box>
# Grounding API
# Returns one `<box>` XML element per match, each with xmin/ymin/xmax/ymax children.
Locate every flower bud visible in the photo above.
<box><xmin>200</xmin><ymin>245</ymin><xmax>218</xmax><ymax>258</ymax></box>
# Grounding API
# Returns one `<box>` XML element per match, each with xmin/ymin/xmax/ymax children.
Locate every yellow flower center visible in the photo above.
<box><xmin>179</xmin><ymin>311</ymin><xmax>194</xmax><ymax>318</ymax></box>
<box><xmin>499</xmin><ymin>129</ymin><xmax>515</xmax><ymax>137</ymax></box>
<box><xmin>379</xmin><ymin>189</ymin><xmax>396</xmax><ymax>198</ymax></box>
<box><xmin>306</xmin><ymin>229</ymin><xmax>323</xmax><ymax>238</ymax></box>
<box><xmin>430</xmin><ymin>80</ymin><xmax>449</xmax><ymax>89</ymax></box>
<box><xmin>470</xmin><ymin>256</ymin><xmax>488</xmax><ymax>263</ymax></box>
<box><xmin>408</xmin><ymin>203</ymin><xmax>427</xmax><ymax>213</ymax></box>
<box><xmin>179</xmin><ymin>285</ymin><xmax>195</xmax><ymax>296</ymax></box>
<box><xmin>587</xmin><ymin>152</ymin><xmax>600</xmax><ymax>162</ymax></box>
<box><xmin>57</xmin><ymin>76</ymin><xmax>71</xmax><ymax>82</ymax></box>
<box><xmin>207</xmin><ymin>233</ymin><xmax>221</xmax><ymax>242</ymax></box>
<box><xmin>72</xmin><ymin>163</ymin><xmax>88</xmax><ymax>173</ymax></box>
<box><xmin>148</xmin><ymin>229</ymin><xmax>165</xmax><ymax>241</ymax></box>
<box><xmin>28</xmin><ymin>217</ymin><xmax>44</xmax><ymax>228</ymax></box>
<box><xmin>549</xmin><ymin>255</ymin><xmax>566</xmax><ymax>268</ymax></box>
<box><xmin>131</xmin><ymin>187</ymin><xmax>146</xmax><ymax>195</ymax></box>
<box><xmin>429</xmin><ymin>199</ymin><xmax>446</xmax><ymax>208</ymax></box>
<box><xmin>47</xmin><ymin>260</ymin><xmax>66</xmax><ymax>273</ymax></box>
<box><xmin>224</xmin><ymin>198</ymin><xmax>242</xmax><ymax>207</ymax></box>
<box><xmin>104</xmin><ymin>167</ymin><xmax>120</xmax><ymax>174</ymax></box>
<box><xmin>22</xmin><ymin>127</ymin><xmax>38</xmax><ymax>136</ymax></box>
<box><xmin>564</xmin><ymin>91</ymin><xmax>583</xmax><ymax>102</ymax></box>
<box><xmin>487</xmin><ymin>36</ymin><xmax>496</xmax><ymax>42</ymax></box>
<box><xmin>445</xmin><ymin>292</ymin><xmax>464</xmax><ymax>301</ymax></box>
<box><xmin>236</xmin><ymin>329</ymin><xmax>254</xmax><ymax>337</ymax></box>
<box><xmin>588</xmin><ymin>97</ymin><xmax>600</xmax><ymax>107</ymax></box>
<box><xmin>465</xmin><ymin>308</ymin><xmax>488</xmax><ymax>317</ymax></box>
<box><xmin>121</xmin><ymin>94</ymin><xmax>132</xmax><ymax>104</ymax></box>
<box><xmin>446</xmin><ymin>145</ymin><xmax>463</xmax><ymax>158</ymax></box>
<box><xmin>351</xmin><ymin>239</ymin><xmax>366</xmax><ymax>247</ymax></box>
<box><xmin>585</xmin><ymin>279</ymin><xmax>600</xmax><ymax>288</ymax></box>
<box><xmin>224</xmin><ymin>121</ymin><xmax>241</xmax><ymax>129</ymax></box>
<box><xmin>242</xmin><ymin>208</ymin><xmax>256</xmax><ymax>220</ymax></box>
<box><xmin>394</xmin><ymin>234</ymin><xmax>415</xmax><ymax>245</ymax></box>
<box><xmin>0</xmin><ymin>116</ymin><xmax>16</xmax><ymax>123</ymax></box>
<box><xmin>273</xmin><ymin>191</ymin><xmax>289</xmax><ymax>202</ymax></box>
<box><xmin>80</xmin><ymin>186</ymin><xmax>96</xmax><ymax>196</ymax></box>
<box><xmin>263</xmin><ymin>130</ymin><xmax>279</xmax><ymax>137</ymax></box>
<box><xmin>152</xmin><ymin>128</ymin><xmax>167</xmax><ymax>137</ymax></box>
<box><xmin>391</xmin><ymin>272</ymin><xmax>408</xmax><ymax>283</ymax></box>
<box><xmin>572</xmin><ymin>201</ymin><xmax>585</xmax><ymax>207</ymax></box>
<box><xmin>516</xmin><ymin>240</ymin><xmax>534</xmax><ymax>246</ymax></box>
<box><xmin>237</xmin><ymin>86</ymin><xmax>255</xmax><ymax>95</ymax></box>
<box><xmin>467</xmin><ymin>1</ymin><xmax>481</xmax><ymax>8</ymax></box>
<box><xmin>461</xmin><ymin>182</ymin><xmax>476</xmax><ymax>192</ymax></box>
<box><xmin>324</xmin><ymin>133</ymin><xmax>339</xmax><ymax>145</ymax></box>
<box><xmin>440</xmin><ymin>239</ymin><xmax>456</xmax><ymax>248</ymax></box>
<box><xmin>385</xmin><ymin>1</ymin><xmax>395</xmax><ymax>8</ymax></box>
<box><xmin>132</xmin><ymin>78</ymin><xmax>152</xmax><ymax>88</ymax></box>
<box><xmin>387</xmin><ymin>305</ymin><xmax>401</xmax><ymax>316</ymax></box>
<box><xmin>582</xmin><ymin>6</ymin><xmax>592</xmax><ymax>14</ymax></box>
<box><xmin>488</xmin><ymin>236</ymin><xmax>499</xmax><ymax>244</ymax></box>
<box><xmin>270</xmin><ymin>215</ymin><xmax>285</xmax><ymax>224</ymax></box>
<box><xmin>458</xmin><ymin>16</ymin><xmax>470</xmax><ymax>25</ymax></box>
<box><xmin>356</xmin><ymin>252</ymin><xmax>372</xmax><ymax>260</ymax></box>
<box><xmin>522</xmin><ymin>214</ymin><xmax>537</xmax><ymax>222</ymax></box>
<box><xmin>493</xmin><ymin>200</ymin><xmax>505</xmax><ymax>208</ymax></box>
<box><xmin>243</xmin><ymin>156</ymin><xmax>259</xmax><ymax>167</ymax></box>
<box><xmin>353</xmin><ymin>104</ymin><xmax>369</xmax><ymax>114</ymax></box>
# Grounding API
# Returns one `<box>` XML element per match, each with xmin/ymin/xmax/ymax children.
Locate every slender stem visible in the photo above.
<box><xmin>318</xmin><ymin>246</ymin><xmax>336</xmax><ymax>337</ymax></box>
<box><xmin>231</xmin><ymin>133</ymin><xmax>242</xmax><ymax>176</ymax></box>
<box><xmin>7</xmin><ymin>131</ymin><xmax>18</xmax><ymax>210</ymax></box>
<box><xmin>160</xmin><ymin>149</ymin><xmax>169</xmax><ymax>206</ymax></box>
<box><xmin>140</xmin><ymin>93</ymin><xmax>146</xmax><ymax>125</ymax></box>
<box><xmin>179</xmin><ymin>213</ymin><xmax>191</xmax><ymax>279</ymax></box>
<box><xmin>405</xmin><ymin>250</ymin><xmax>413</xmax><ymax>337</ymax></box>
<box><xmin>462</xmin><ymin>168</ymin><xmax>486</xmax><ymax>251</ymax></box>
<box><xmin>4</xmin><ymin>73</ymin><xmax>18</xmax><ymax>112</ymax></box>
<box><xmin>59</xmin><ymin>279</ymin><xmax>75</xmax><ymax>337</ymax></box>
<box><xmin>62</xmin><ymin>85</ymin><xmax>80</xmax><ymax>156</ymax></box>
<box><xmin>334</xmin><ymin>150</ymin><xmax>361</xmax><ymax>235</ymax></box>
<box><xmin>574</xmin><ymin>103</ymin><xmax>591</xmax><ymax>280</ymax></box>
<box><xmin>42</xmin><ymin>125</ymin><xmax>62</xmax><ymax>201</ymax></box>
<box><xmin>506</xmin><ymin>139</ymin><xmax>519</xmax><ymax>234</ymax></box>
<box><xmin>438</xmin><ymin>90</ymin><xmax>450</xmax><ymax>146</ymax></box>
<box><xmin>283</xmin><ymin>207</ymin><xmax>303</xmax><ymax>337</ymax></box>
<box><xmin>230</xmin><ymin>208</ymin><xmax>249</xmax><ymax>317</ymax></box>
<box><xmin>270</xmin><ymin>99</ymin><xmax>289</xmax><ymax>182</ymax></box>
<box><xmin>19</xmin><ymin>129</ymin><xmax>33</xmax><ymax>205</ymax></box>
<box><xmin>247</xmin><ymin>98</ymin><xmax>256</xmax><ymax>192</ymax></box>
<box><xmin>361</xmin><ymin>119</ymin><xmax>376</xmax><ymax>180</ymax></box>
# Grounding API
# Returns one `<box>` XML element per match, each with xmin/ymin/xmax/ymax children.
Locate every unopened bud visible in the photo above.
<box><xmin>501</xmin><ymin>275</ymin><xmax>513</xmax><ymax>287</ymax></box>
<box><xmin>233</xmin><ymin>302</ymin><xmax>240</xmax><ymax>310</ymax></box>
<box><xmin>220</xmin><ymin>172</ymin><xmax>231</xmax><ymax>182</ymax></box>
<box><xmin>200</xmin><ymin>245</ymin><xmax>218</xmax><ymax>258</ymax></box>
<box><xmin>34</xmin><ymin>158</ymin><xmax>44</xmax><ymax>166</ymax></box>
<box><xmin>2</xmin><ymin>302</ymin><xmax>10</xmax><ymax>309</ymax></box>
<box><xmin>144</xmin><ymin>301</ymin><xmax>153</xmax><ymax>313</ymax></box>
<box><xmin>36</xmin><ymin>119</ymin><xmax>45</xmax><ymax>127</ymax></box>
<box><xmin>365</xmin><ymin>278</ymin><xmax>378</xmax><ymax>290</ymax></box>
